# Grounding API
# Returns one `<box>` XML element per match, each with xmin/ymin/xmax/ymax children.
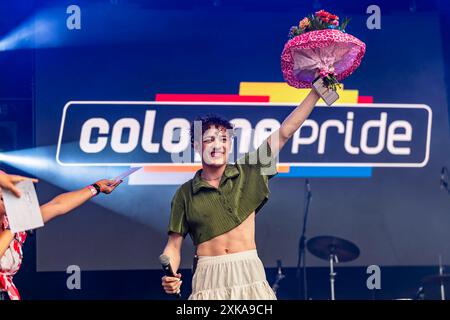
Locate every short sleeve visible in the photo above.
<box><xmin>167</xmin><ymin>188</ymin><xmax>189</xmax><ymax>238</ymax></box>
<box><xmin>232</xmin><ymin>139</ymin><xmax>277</xmax><ymax>215</ymax></box>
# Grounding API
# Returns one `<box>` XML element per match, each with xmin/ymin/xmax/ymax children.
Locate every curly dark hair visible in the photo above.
<box><xmin>190</xmin><ymin>114</ymin><xmax>234</xmax><ymax>146</ymax></box>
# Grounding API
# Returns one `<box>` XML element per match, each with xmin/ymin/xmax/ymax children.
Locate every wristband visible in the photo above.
<box><xmin>87</xmin><ymin>185</ymin><xmax>99</xmax><ymax>196</ymax></box>
<box><xmin>92</xmin><ymin>183</ymin><xmax>101</xmax><ymax>195</ymax></box>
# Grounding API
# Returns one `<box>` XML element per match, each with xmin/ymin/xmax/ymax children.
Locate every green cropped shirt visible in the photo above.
<box><xmin>168</xmin><ymin>140</ymin><xmax>277</xmax><ymax>245</ymax></box>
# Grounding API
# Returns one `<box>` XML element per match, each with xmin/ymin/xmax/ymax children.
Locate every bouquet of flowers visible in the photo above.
<box><xmin>281</xmin><ymin>10</ymin><xmax>366</xmax><ymax>90</ymax></box>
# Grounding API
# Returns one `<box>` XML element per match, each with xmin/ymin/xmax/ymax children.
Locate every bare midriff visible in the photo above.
<box><xmin>196</xmin><ymin>212</ymin><xmax>256</xmax><ymax>256</ymax></box>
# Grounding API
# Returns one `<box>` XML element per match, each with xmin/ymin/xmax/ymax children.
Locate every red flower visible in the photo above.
<box><xmin>315</xmin><ymin>10</ymin><xmax>328</xmax><ymax>18</ymax></box>
<box><xmin>314</xmin><ymin>10</ymin><xmax>340</xmax><ymax>25</ymax></box>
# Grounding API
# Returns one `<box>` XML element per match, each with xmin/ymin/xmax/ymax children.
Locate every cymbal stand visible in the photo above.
<box><xmin>329</xmin><ymin>249</ymin><xmax>339</xmax><ymax>300</ymax></box>
<box><xmin>439</xmin><ymin>255</ymin><xmax>446</xmax><ymax>300</ymax></box>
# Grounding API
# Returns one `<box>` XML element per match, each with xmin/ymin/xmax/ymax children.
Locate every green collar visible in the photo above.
<box><xmin>192</xmin><ymin>164</ymin><xmax>240</xmax><ymax>194</ymax></box>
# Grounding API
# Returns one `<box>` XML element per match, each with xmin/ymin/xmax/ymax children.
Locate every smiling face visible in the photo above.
<box><xmin>196</xmin><ymin>125</ymin><xmax>232</xmax><ymax>167</ymax></box>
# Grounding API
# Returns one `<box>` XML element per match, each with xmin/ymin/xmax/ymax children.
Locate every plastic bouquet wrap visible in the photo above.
<box><xmin>281</xmin><ymin>10</ymin><xmax>366</xmax><ymax>90</ymax></box>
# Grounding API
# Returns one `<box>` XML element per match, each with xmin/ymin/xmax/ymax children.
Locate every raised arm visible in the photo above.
<box><xmin>268</xmin><ymin>89</ymin><xmax>320</xmax><ymax>156</ymax></box>
<box><xmin>40</xmin><ymin>179</ymin><xmax>121</xmax><ymax>223</ymax></box>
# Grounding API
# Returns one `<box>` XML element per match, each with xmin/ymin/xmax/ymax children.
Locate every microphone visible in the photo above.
<box><xmin>159</xmin><ymin>254</ymin><xmax>181</xmax><ymax>298</ymax></box>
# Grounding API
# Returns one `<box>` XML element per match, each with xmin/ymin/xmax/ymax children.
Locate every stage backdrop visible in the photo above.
<box><xmin>32</xmin><ymin>4</ymin><xmax>450</xmax><ymax>271</ymax></box>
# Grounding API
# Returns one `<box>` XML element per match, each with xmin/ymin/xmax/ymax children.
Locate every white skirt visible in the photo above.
<box><xmin>189</xmin><ymin>249</ymin><xmax>277</xmax><ymax>300</ymax></box>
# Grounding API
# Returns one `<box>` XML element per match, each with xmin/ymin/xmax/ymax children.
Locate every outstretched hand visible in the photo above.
<box><xmin>0</xmin><ymin>173</ymin><xmax>39</xmax><ymax>197</ymax></box>
<box><xmin>95</xmin><ymin>179</ymin><xmax>123</xmax><ymax>194</ymax></box>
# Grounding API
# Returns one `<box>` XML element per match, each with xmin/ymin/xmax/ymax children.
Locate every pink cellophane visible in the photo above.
<box><xmin>281</xmin><ymin>29</ymin><xmax>366</xmax><ymax>88</ymax></box>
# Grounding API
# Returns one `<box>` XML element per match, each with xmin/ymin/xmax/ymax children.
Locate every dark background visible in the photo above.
<box><xmin>1</xmin><ymin>0</ymin><xmax>450</xmax><ymax>300</ymax></box>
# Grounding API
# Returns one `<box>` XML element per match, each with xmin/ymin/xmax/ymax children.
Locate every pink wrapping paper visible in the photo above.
<box><xmin>281</xmin><ymin>29</ymin><xmax>366</xmax><ymax>88</ymax></box>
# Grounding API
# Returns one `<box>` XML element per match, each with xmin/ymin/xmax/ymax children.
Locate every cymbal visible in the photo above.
<box><xmin>421</xmin><ymin>274</ymin><xmax>450</xmax><ymax>285</ymax></box>
<box><xmin>307</xmin><ymin>236</ymin><xmax>360</xmax><ymax>262</ymax></box>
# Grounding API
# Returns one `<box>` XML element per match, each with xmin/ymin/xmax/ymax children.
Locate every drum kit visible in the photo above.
<box><xmin>283</xmin><ymin>175</ymin><xmax>450</xmax><ymax>300</ymax></box>
<box><xmin>420</xmin><ymin>255</ymin><xmax>449</xmax><ymax>300</ymax></box>
<box><xmin>295</xmin><ymin>235</ymin><xmax>449</xmax><ymax>300</ymax></box>
<box><xmin>306</xmin><ymin>235</ymin><xmax>360</xmax><ymax>300</ymax></box>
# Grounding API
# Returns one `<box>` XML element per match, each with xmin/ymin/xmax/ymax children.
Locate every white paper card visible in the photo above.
<box><xmin>2</xmin><ymin>180</ymin><xmax>44</xmax><ymax>233</ymax></box>
<box><xmin>113</xmin><ymin>167</ymin><xmax>142</xmax><ymax>182</ymax></box>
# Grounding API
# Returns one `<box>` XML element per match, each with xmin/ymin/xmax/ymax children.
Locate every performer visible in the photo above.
<box><xmin>161</xmin><ymin>89</ymin><xmax>320</xmax><ymax>299</ymax></box>
<box><xmin>0</xmin><ymin>171</ymin><xmax>122</xmax><ymax>300</ymax></box>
